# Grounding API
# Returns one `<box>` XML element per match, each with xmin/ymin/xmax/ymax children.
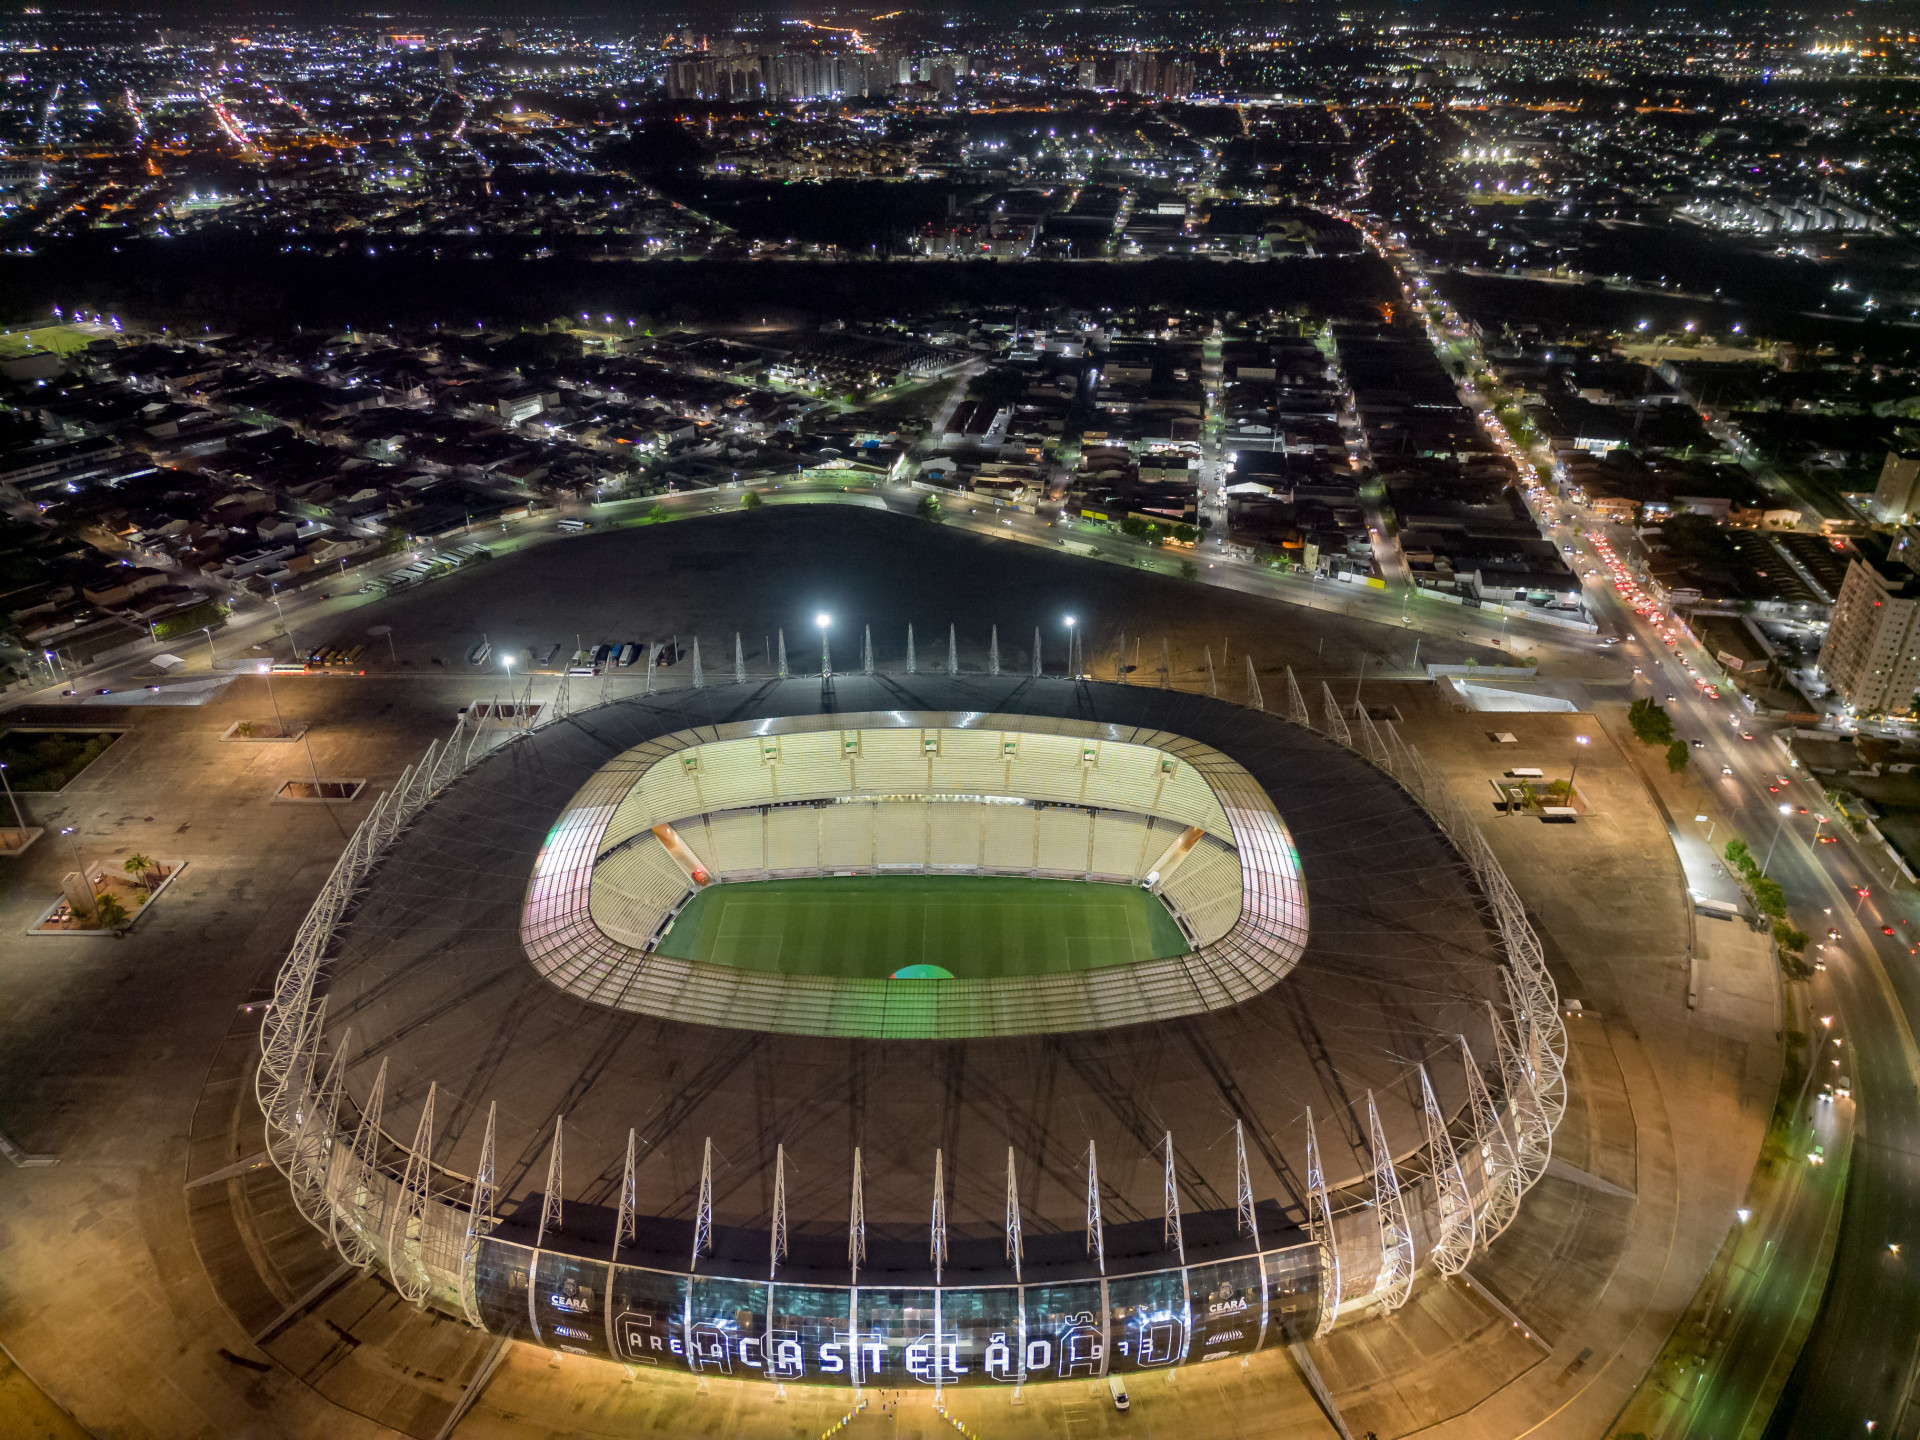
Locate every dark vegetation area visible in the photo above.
<box><xmin>0</xmin><ymin>236</ymin><xmax>1396</xmax><ymax>331</ymax></box>
<box><xmin>0</xmin><ymin>729</ymin><xmax>117</xmax><ymax>791</ymax></box>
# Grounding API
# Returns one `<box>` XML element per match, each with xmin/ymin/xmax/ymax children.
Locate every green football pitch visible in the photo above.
<box><xmin>654</xmin><ymin>875</ymin><xmax>1188</xmax><ymax>981</ymax></box>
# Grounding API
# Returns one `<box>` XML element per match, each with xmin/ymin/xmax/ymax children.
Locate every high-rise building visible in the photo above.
<box><xmin>1108</xmin><ymin>52</ymin><xmax>1188</xmax><ymax>97</ymax></box>
<box><xmin>1872</xmin><ymin>447</ymin><xmax>1920</xmax><ymax>524</ymax></box>
<box><xmin>1819</xmin><ymin>544</ymin><xmax>1920</xmax><ymax>714</ymax></box>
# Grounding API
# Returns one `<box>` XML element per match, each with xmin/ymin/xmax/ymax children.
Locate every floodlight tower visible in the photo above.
<box><xmin>816</xmin><ymin>612</ymin><xmax>832</xmax><ymax>677</ymax></box>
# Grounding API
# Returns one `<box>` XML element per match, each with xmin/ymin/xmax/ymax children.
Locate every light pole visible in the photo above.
<box><xmin>502</xmin><ymin>654</ymin><xmax>516</xmax><ymax>724</ymax></box>
<box><xmin>1762</xmin><ymin>802</ymin><xmax>1794</xmax><ymax>875</ymax></box>
<box><xmin>202</xmin><ymin>625</ymin><xmax>218</xmax><ymax>670</ymax></box>
<box><xmin>257</xmin><ymin>661</ymin><xmax>287</xmax><ymax>737</ymax></box>
<box><xmin>816</xmin><ymin>612</ymin><xmax>832</xmax><ymax>677</ymax></box>
<box><xmin>1064</xmin><ymin>615</ymin><xmax>1077</xmax><ymax>679</ymax></box>
<box><xmin>1566</xmin><ymin>734</ymin><xmax>1590</xmax><ymax>806</ymax></box>
<box><xmin>0</xmin><ymin>761</ymin><xmax>26</xmax><ymax>832</ymax></box>
<box><xmin>272</xmin><ymin>593</ymin><xmax>299</xmax><ymax>658</ymax></box>
<box><xmin>59</xmin><ymin>825</ymin><xmax>89</xmax><ymax>893</ymax></box>
<box><xmin>300</xmin><ymin>731</ymin><xmax>325</xmax><ymax>795</ymax></box>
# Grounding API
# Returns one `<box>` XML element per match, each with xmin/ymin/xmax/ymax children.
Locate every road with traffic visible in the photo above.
<box><xmin>1363</xmin><ymin>216</ymin><xmax>1920</xmax><ymax>1435</ymax></box>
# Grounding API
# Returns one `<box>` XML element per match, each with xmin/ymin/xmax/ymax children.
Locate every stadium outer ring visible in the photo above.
<box><xmin>253</xmin><ymin>671</ymin><xmax>1566</xmax><ymax>1383</ymax></box>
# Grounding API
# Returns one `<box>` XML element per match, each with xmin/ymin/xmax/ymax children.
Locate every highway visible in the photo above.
<box><xmin>1522</xmin><ymin>410</ymin><xmax>1920</xmax><ymax>1440</ymax></box>
<box><xmin>1367</xmin><ymin>221</ymin><xmax>1920</xmax><ymax>1435</ymax></box>
<box><xmin>1556</xmin><ymin>469</ymin><xmax>1920</xmax><ymax>1440</ymax></box>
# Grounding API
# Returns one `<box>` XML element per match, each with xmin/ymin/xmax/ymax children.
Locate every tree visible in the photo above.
<box><xmin>1179</xmin><ymin>560</ymin><xmax>1200</xmax><ymax>581</ymax></box>
<box><xmin>1725</xmin><ymin>838</ymin><xmax>1753</xmax><ymax>872</ymax></box>
<box><xmin>741</xmin><ymin>490</ymin><xmax>764</xmax><ymax>510</ymax></box>
<box><xmin>1666</xmin><ymin>739</ymin><xmax>1689</xmax><ymax>773</ymax></box>
<box><xmin>91</xmin><ymin>893</ymin><xmax>129</xmax><ymax>931</ymax></box>
<box><xmin>1628</xmin><ymin>697</ymin><xmax>1676</xmax><ymax>747</ymax></box>
<box><xmin>153</xmin><ymin>600</ymin><xmax>229</xmax><ymax>642</ymax></box>
<box><xmin>124</xmin><ymin>853</ymin><xmax>154</xmax><ymax>891</ymax></box>
<box><xmin>917</xmin><ymin>493</ymin><xmax>941</xmax><ymax>519</ymax></box>
<box><xmin>1752</xmin><ymin>877</ymin><xmax>1787</xmax><ymax>919</ymax></box>
<box><xmin>1172</xmin><ymin>523</ymin><xmax>1198</xmax><ymax>544</ymax></box>
<box><xmin>1772</xmin><ymin>919</ymin><xmax>1810</xmax><ymax>955</ymax></box>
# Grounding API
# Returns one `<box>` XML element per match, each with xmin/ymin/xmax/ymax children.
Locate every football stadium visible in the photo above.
<box><xmin>255</xmin><ymin>665</ymin><xmax>1564</xmax><ymax>1395</ymax></box>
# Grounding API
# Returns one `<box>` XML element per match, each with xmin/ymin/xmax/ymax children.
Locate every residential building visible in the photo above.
<box><xmin>1819</xmin><ymin>548</ymin><xmax>1920</xmax><ymax>713</ymax></box>
<box><xmin>1871</xmin><ymin>447</ymin><xmax>1920</xmax><ymax>524</ymax></box>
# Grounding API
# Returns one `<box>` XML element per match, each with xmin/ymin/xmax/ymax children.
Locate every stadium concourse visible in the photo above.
<box><xmin>248</xmin><ymin>668</ymin><xmax>1568</xmax><ymax>1415</ymax></box>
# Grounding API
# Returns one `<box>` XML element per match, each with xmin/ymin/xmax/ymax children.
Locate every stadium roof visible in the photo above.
<box><xmin>321</xmin><ymin>674</ymin><xmax>1506</xmax><ymax>1261</ymax></box>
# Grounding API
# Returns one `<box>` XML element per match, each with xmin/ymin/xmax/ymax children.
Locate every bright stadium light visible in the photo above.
<box><xmin>815</xmin><ymin>613</ymin><xmax>831</xmax><ymax>629</ymax></box>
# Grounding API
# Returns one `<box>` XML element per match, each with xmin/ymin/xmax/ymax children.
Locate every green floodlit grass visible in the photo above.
<box><xmin>654</xmin><ymin>874</ymin><xmax>1188</xmax><ymax>981</ymax></box>
<box><xmin>0</xmin><ymin>324</ymin><xmax>100</xmax><ymax>360</ymax></box>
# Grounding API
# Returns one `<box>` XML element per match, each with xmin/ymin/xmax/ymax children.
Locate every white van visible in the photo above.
<box><xmin>1108</xmin><ymin>1374</ymin><xmax>1129</xmax><ymax>1411</ymax></box>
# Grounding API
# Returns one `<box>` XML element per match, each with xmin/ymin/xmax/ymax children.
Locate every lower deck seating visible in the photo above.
<box><xmin>644</xmin><ymin>802</ymin><xmax>1244</xmax><ymax>946</ymax></box>
<box><xmin>591</xmin><ymin>836</ymin><xmax>695</xmax><ymax>948</ymax></box>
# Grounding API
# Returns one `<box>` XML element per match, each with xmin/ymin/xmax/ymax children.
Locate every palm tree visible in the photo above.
<box><xmin>92</xmin><ymin>893</ymin><xmax>129</xmax><ymax>931</ymax></box>
<box><xmin>124</xmin><ymin>852</ymin><xmax>155</xmax><ymax>891</ymax></box>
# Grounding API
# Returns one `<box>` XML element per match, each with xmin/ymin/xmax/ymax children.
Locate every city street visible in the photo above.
<box><xmin>1358</xmin><ymin>220</ymin><xmax>1920</xmax><ymax>1436</ymax></box>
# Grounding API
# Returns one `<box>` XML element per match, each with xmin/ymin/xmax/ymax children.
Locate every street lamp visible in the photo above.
<box><xmin>0</xmin><ymin>761</ymin><xmax>26</xmax><ymax>833</ymax></box>
<box><xmin>1762</xmin><ymin>801</ymin><xmax>1794</xmax><ymax>875</ymax></box>
<box><xmin>1064</xmin><ymin>615</ymin><xmax>1077</xmax><ymax>680</ymax></box>
<box><xmin>816</xmin><ymin>612</ymin><xmax>831</xmax><ymax>677</ymax></box>
<box><xmin>257</xmin><ymin>661</ymin><xmax>287</xmax><ymax>737</ymax></box>
<box><xmin>1566</xmin><ymin>734</ymin><xmax>1590</xmax><ymax>807</ymax></box>
<box><xmin>58</xmin><ymin>825</ymin><xmax>89</xmax><ymax>894</ymax></box>
<box><xmin>272</xmin><ymin>593</ymin><xmax>300</xmax><ymax>658</ymax></box>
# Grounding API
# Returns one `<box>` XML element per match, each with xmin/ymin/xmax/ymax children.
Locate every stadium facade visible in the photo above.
<box><xmin>256</xmin><ymin>661</ymin><xmax>1565</xmax><ymax>1393</ymax></box>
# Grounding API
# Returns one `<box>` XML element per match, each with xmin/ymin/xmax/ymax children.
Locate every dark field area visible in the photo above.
<box><xmin>1435</xmin><ymin>269</ymin><xmax>1920</xmax><ymax>360</ymax></box>
<box><xmin>0</xmin><ymin>237</ymin><xmax>1396</xmax><ymax>330</ymax></box>
<box><xmin>307</xmin><ymin>504</ymin><xmax>1483</xmax><ymax>685</ymax></box>
<box><xmin>651</xmin><ymin>176</ymin><xmax>964</xmax><ymax>250</ymax></box>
